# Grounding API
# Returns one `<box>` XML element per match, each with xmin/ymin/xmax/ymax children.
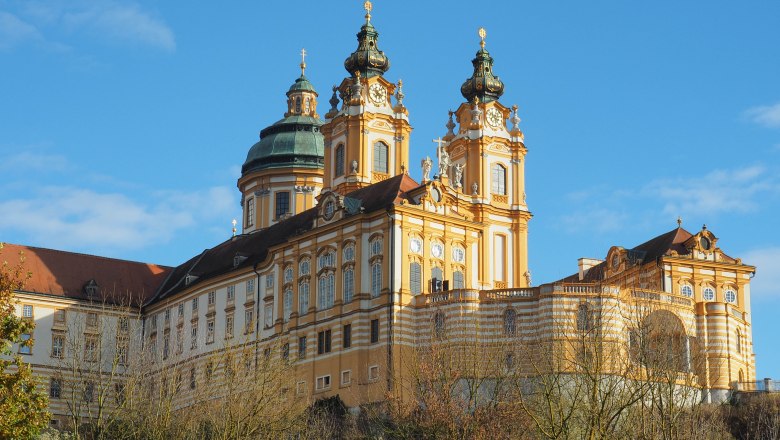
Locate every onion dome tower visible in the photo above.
<box><xmin>460</xmin><ymin>28</ymin><xmax>505</xmax><ymax>104</ymax></box>
<box><xmin>321</xmin><ymin>1</ymin><xmax>411</xmax><ymax>195</ymax></box>
<box><xmin>238</xmin><ymin>51</ymin><xmax>325</xmax><ymax>233</ymax></box>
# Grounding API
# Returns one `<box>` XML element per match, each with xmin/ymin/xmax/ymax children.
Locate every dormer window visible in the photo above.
<box><xmin>700</xmin><ymin>237</ymin><xmax>711</xmax><ymax>251</ymax></box>
<box><xmin>233</xmin><ymin>254</ymin><xmax>248</xmax><ymax>268</ymax></box>
<box><xmin>325</xmin><ymin>201</ymin><xmax>335</xmax><ymax>219</ymax></box>
<box><xmin>84</xmin><ymin>280</ymin><xmax>99</xmax><ymax>298</ymax></box>
<box><xmin>185</xmin><ymin>274</ymin><xmax>199</xmax><ymax>286</ymax></box>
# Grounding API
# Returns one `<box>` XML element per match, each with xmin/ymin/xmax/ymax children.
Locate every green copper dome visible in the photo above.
<box><xmin>460</xmin><ymin>46</ymin><xmax>505</xmax><ymax>103</ymax></box>
<box><xmin>287</xmin><ymin>75</ymin><xmax>317</xmax><ymax>94</ymax></box>
<box><xmin>242</xmin><ymin>115</ymin><xmax>324</xmax><ymax>175</ymax></box>
<box><xmin>344</xmin><ymin>21</ymin><xmax>390</xmax><ymax>78</ymax></box>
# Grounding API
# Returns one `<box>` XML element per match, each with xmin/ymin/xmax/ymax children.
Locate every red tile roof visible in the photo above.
<box><xmin>0</xmin><ymin>243</ymin><xmax>171</xmax><ymax>306</ymax></box>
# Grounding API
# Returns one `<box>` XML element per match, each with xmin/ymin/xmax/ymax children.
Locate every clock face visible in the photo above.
<box><xmin>369</xmin><ymin>83</ymin><xmax>387</xmax><ymax>105</ymax></box>
<box><xmin>486</xmin><ymin>107</ymin><xmax>503</xmax><ymax>128</ymax></box>
<box><xmin>431</xmin><ymin>243</ymin><xmax>443</xmax><ymax>259</ymax></box>
<box><xmin>410</xmin><ymin>238</ymin><xmax>422</xmax><ymax>254</ymax></box>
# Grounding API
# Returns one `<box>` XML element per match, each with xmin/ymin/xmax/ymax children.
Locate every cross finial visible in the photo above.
<box><xmin>432</xmin><ymin>137</ymin><xmax>447</xmax><ymax>149</ymax></box>
<box><xmin>677</xmin><ymin>216</ymin><xmax>682</xmax><ymax>227</ymax></box>
<box><xmin>364</xmin><ymin>0</ymin><xmax>372</xmax><ymax>22</ymax></box>
<box><xmin>478</xmin><ymin>27</ymin><xmax>487</xmax><ymax>48</ymax></box>
<box><xmin>300</xmin><ymin>48</ymin><xmax>307</xmax><ymax>75</ymax></box>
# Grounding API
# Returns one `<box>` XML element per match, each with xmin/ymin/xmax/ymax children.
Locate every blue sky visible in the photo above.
<box><xmin>1</xmin><ymin>1</ymin><xmax>779</xmax><ymax>378</ymax></box>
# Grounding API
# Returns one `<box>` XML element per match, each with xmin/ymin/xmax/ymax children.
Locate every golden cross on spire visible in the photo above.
<box><xmin>364</xmin><ymin>0</ymin><xmax>373</xmax><ymax>22</ymax></box>
<box><xmin>478</xmin><ymin>27</ymin><xmax>487</xmax><ymax>48</ymax></box>
<box><xmin>300</xmin><ymin>48</ymin><xmax>307</xmax><ymax>75</ymax></box>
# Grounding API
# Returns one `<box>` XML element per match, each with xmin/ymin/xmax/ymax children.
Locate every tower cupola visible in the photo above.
<box><xmin>343</xmin><ymin>1</ymin><xmax>390</xmax><ymax>78</ymax></box>
<box><xmin>460</xmin><ymin>28</ymin><xmax>505</xmax><ymax>104</ymax></box>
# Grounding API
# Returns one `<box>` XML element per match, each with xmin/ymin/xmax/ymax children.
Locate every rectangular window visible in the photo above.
<box><xmin>192</xmin><ymin>297</ymin><xmax>199</xmax><ymax>311</ymax></box>
<box><xmin>163</xmin><ymin>331</ymin><xmax>170</xmax><ymax>359</ymax></box>
<box><xmin>17</xmin><ymin>333</ymin><xmax>32</xmax><ymax>355</ymax></box>
<box><xmin>51</xmin><ymin>334</ymin><xmax>64</xmax><ymax>358</ymax></box>
<box><xmin>343</xmin><ymin>324</ymin><xmax>352</xmax><ymax>349</ymax></box>
<box><xmin>118</xmin><ymin>317</ymin><xmax>129</xmax><ymax>333</ymax></box>
<box><xmin>84</xmin><ymin>336</ymin><xmax>97</xmax><ymax>361</ymax></box>
<box><xmin>54</xmin><ymin>309</ymin><xmax>66</xmax><ymax>324</ymax></box>
<box><xmin>247</xmin><ymin>279</ymin><xmax>255</xmax><ymax>296</ymax></box>
<box><xmin>335</xmin><ymin>144</ymin><xmax>345</xmax><ymax>177</ymax></box>
<box><xmin>50</xmin><ymin>378</ymin><xmax>62</xmax><ymax>398</ymax></box>
<box><xmin>22</xmin><ymin>304</ymin><xmax>33</xmax><ymax>318</ymax></box>
<box><xmin>318</xmin><ymin>329</ymin><xmax>332</xmax><ymax>355</ymax></box>
<box><xmin>227</xmin><ymin>285</ymin><xmax>235</xmax><ymax>301</ymax></box>
<box><xmin>494</xmin><ymin>234</ymin><xmax>506</xmax><ymax>282</ymax></box>
<box><xmin>178</xmin><ymin>304</ymin><xmax>184</xmax><ymax>317</ymax></box>
<box><xmin>410</xmin><ymin>262</ymin><xmax>422</xmax><ymax>294</ymax></box>
<box><xmin>343</xmin><ymin>268</ymin><xmax>354</xmax><ymax>303</ymax></box>
<box><xmin>282</xmin><ymin>343</ymin><xmax>290</xmax><ymax>361</ymax></box>
<box><xmin>316</xmin><ymin>375</ymin><xmax>331</xmax><ymax>390</ymax></box>
<box><xmin>164</xmin><ymin>309</ymin><xmax>170</xmax><ymax>324</ymax></box>
<box><xmin>191</xmin><ymin>326</ymin><xmax>197</xmax><ymax>350</ymax></box>
<box><xmin>266</xmin><ymin>274</ymin><xmax>274</xmax><ymax>289</ymax></box>
<box><xmin>275</xmin><ymin>192</ymin><xmax>290</xmax><ymax>219</ymax></box>
<box><xmin>84</xmin><ymin>382</ymin><xmax>94</xmax><ymax>403</ymax></box>
<box><xmin>371</xmin><ymin>262</ymin><xmax>382</xmax><ymax>297</ymax></box>
<box><xmin>264</xmin><ymin>304</ymin><xmax>273</xmax><ymax>328</ymax></box>
<box><xmin>370</xmin><ymin>319</ymin><xmax>379</xmax><ymax>344</ymax></box>
<box><xmin>117</xmin><ymin>340</ymin><xmax>128</xmax><ymax>365</ymax></box>
<box><xmin>151</xmin><ymin>314</ymin><xmax>158</xmax><ymax>330</ymax></box>
<box><xmin>176</xmin><ymin>328</ymin><xmax>183</xmax><ymax>354</ymax></box>
<box><xmin>341</xmin><ymin>370</ymin><xmax>351</xmax><ymax>386</ymax></box>
<box><xmin>373</xmin><ymin>142</ymin><xmax>388</xmax><ymax>173</ymax></box>
<box><xmin>206</xmin><ymin>319</ymin><xmax>215</xmax><ymax>344</ymax></box>
<box><xmin>87</xmin><ymin>312</ymin><xmax>98</xmax><ymax>327</ymax></box>
<box><xmin>368</xmin><ymin>365</ymin><xmax>379</xmax><ymax>381</ymax></box>
<box><xmin>225</xmin><ymin>314</ymin><xmax>234</xmax><ymax>338</ymax></box>
<box><xmin>246</xmin><ymin>197</ymin><xmax>255</xmax><ymax>227</ymax></box>
<box><xmin>190</xmin><ymin>367</ymin><xmax>196</xmax><ymax>390</ymax></box>
<box><xmin>296</xmin><ymin>380</ymin><xmax>306</xmax><ymax>395</ymax></box>
<box><xmin>245</xmin><ymin>309</ymin><xmax>254</xmax><ymax>334</ymax></box>
<box><xmin>298</xmin><ymin>336</ymin><xmax>307</xmax><ymax>360</ymax></box>
<box><xmin>208</xmin><ymin>291</ymin><xmax>216</xmax><ymax>306</ymax></box>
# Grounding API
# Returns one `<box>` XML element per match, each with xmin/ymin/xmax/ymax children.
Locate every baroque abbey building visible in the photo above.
<box><xmin>5</xmin><ymin>2</ymin><xmax>757</xmax><ymax>427</ymax></box>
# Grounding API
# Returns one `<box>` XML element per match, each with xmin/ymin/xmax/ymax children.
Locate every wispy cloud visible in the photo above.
<box><xmin>0</xmin><ymin>185</ymin><xmax>235</xmax><ymax>251</ymax></box>
<box><xmin>744</xmin><ymin>102</ymin><xmax>780</xmax><ymax>129</ymax></box>
<box><xmin>0</xmin><ymin>11</ymin><xmax>43</xmax><ymax>49</ymax></box>
<box><xmin>5</xmin><ymin>0</ymin><xmax>175</xmax><ymax>52</ymax></box>
<box><xmin>560</xmin><ymin>165</ymin><xmax>780</xmax><ymax>233</ymax></box>
<box><xmin>0</xmin><ymin>151</ymin><xmax>71</xmax><ymax>172</ymax></box>
<box><xmin>739</xmin><ymin>247</ymin><xmax>780</xmax><ymax>302</ymax></box>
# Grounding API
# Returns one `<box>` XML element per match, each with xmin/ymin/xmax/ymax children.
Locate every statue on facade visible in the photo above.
<box><xmin>421</xmin><ymin>156</ymin><xmax>433</xmax><ymax>181</ymax></box>
<box><xmin>471</xmin><ymin>182</ymin><xmax>479</xmax><ymax>195</ymax></box>
<box><xmin>453</xmin><ymin>163</ymin><xmax>465</xmax><ymax>189</ymax></box>
<box><xmin>350</xmin><ymin>159</ymin><xmax>358</xmax><ymax>174</ymax></box>
<box><xmin>524</xmin><ymin>270</ymin><xmax>532</xmax><ymax>286</ymax></box>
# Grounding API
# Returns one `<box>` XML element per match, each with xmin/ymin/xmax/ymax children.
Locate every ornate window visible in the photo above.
<box><xmin>343</xmin><ymin>243</ymin><xmax>355</xmax><ymax>262</ymax></box>
<box><xmin>371</xmin><ymin>262</ymin><xmax>382</xmax><ymax>297</ymax></box>
<box><xmin>680</xmin><ymin>284</ymin><xmax>693</xmax><ymax>297</ymax></box>
<box><xmin>343</xmin><ymin>268</ymin><xmax>355</xmax><ymax>303</ymax></box>
<box><xmin>284</xmin><ymin>266</ymin><xmax>293</xmax><ymax>284</ymax></box>
<box><xmin>453</xmin><ymin>270</ymin><xmax>464</xmax><ymax>289</ymax></box>
<box><xmin>299</xmin><ymin>259</ymin><xmax>310</xmax><ymax>276</ymax></box>
<box><xmin>725</xmin><ymin>288</ymin><xmax>737</xmax><ymax>304</ymax></box>
<box><xmin>452</xmin><ymin>246</ymin><xmax>465</xmax><ymax>263</ymax></box>
<box><xmin>335</xmin><ymin>144</ymin><xmax>345</xmax><ymax>176</ymax></box>
<box><xmin>298</xmin><ymin>281</ymin><xmax>309</xmax><ymax>315</ymax></box>
<box><xmin>318</xmin><ymin>250</ymin><xmax>335</xmax><ymax>270</ymax></box>
<box><xmin>318</xmin><ymin>273</ymin><xmax>335</xmax><ymax>309</ymax></box>
<box><xmin>703</xmin><ymin>287</ymin><xmax>715</xmax><ymax>301</ymax></box>
<box><xmin>373</xmin><ymin>141</ymin><xmax>389</xmax><ymax>173</ymax></box>
<box><xmin>504</xmin><ymin>309</ymin><xmax>517</xmax><ymax>336</ymax></box>
<box><xmin>370</xmin><ymin>237</ymin><xmax>382</xmax><ymax>257</ymax></box>
<box><xmin>491</xmin><ymin>163</ymin><xmax>507</xmax><ymax>195</ymax></box>
<box><xmin>410</xmin><ymin>262</ymin><xmax>422</xmax><ymax>295</ymax></box>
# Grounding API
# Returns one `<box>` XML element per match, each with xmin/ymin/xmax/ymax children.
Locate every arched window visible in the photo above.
<box><xmin>245</xmin><ymin>198</ymin><xmax>255</xmax><ymax>227</ymax></box>
<box><xmin>299</xmin><ymin>259</ymin><xmax>310</xmax><ymax>276</ymax></box>
<box><xmin>318</xmin><ymin>250</ymin><xmax>335</xmax><ymax>270</ymax></box>
<box><xmin>491</xmin><ymin>163</ymin><xmax>506</xmax><ymax>195</ymax></box>
<box><xmin>576</xmin><ymin>303</ymin><xmax>592</xmax><ymax>332</ymax></box>
<box><xmin>433</xmin><ymin>312</ymin><xmax>445</xmax><ymax>339</ymax></box>
<box><xmin>295</xmin><ymin>96</ymin><xmax>301</xmax><ymax>113</ymax></box>
<box><xmin>371</xmin><ymin>262</ymin><xmax>382</xmax><ymax>297</ymax></box>
<box><xmin>373</xmin><ymin>141</ymin><xmax>389</xmax><ymax>173</ymax></box>
<box><xmin>504</xmin><ymin>309</ymin><xmax>517</xmax><ymax>336</ymax></box>
<box><xmin>335</xmin><ymin>144</ymin><xmax>345</xmax><ymax>177</ymax></box>
<box><xmin>703</xmin><ymin>287</ymin><xmax>715</xmax><ymax>301</ymax></box>
<box><xmin>343</xmin><ymin>268</ymin><xmax>354</xmax><ymax>303</ymax></box>
<box><xmin>453</xmin><ymin>271</ymin><xmax>464</xmax><ymax>289</ymax></box>
<box><xmin>318</xmin><ymin>273</ymin><xmax>335</xmax><ymax>309</ymax></box>
<box><xmin>283</xmin><ymin>288</ymin><xmax>293</xmax><ymax>321</ymax></box>
<box><xmin>298</xmin><ymin>281</ymin><xmax>309</xmax><ymax>315</ymax></box>
<box><xmin>284</xmin><ymin>266</ymin><xmax>293</xmax><ymax>284</ymax></box>
<box><xmin>343</xmin><ymin>244</ymin><xmax>355</xmax><ymax>262</ymax></box>
<box><xmin>410</xmin><ymin>262</ymin><xmax>422</xmax><ymax>295</ymax></box>
<box><xmin>680</xmin><ymin>284</ymin><xmax>693</xmax><ymax>297</ymax></box>
<box><xmin>736</xmin><ymin>328</ymin><xmax>742</xmax><ymax>354</ymax></box>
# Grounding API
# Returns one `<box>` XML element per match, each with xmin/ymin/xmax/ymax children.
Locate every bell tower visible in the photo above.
<box><xmin>237</xmin><ymin>53</ymin><xmax>325</xmax><ymax>232</ymax></box>
<box><xmin>443</xmin><ymin>28</ymin><xmax>532</xmax><ymax>287</ymax></box>
<box><xmin>321</xmin><ymin>1</ymin><xmax>412</xmax><ymax>195</ymax></box>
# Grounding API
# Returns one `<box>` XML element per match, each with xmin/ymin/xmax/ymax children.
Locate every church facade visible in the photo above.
<box><xmin>5</xmin><ymin>2</ymin><xmax>756</xmax><ymax>427</ymax></box>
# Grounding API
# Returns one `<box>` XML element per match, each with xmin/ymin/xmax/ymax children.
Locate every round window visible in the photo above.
<box><xmin>681</xmin><ymin>285</ymin><xmax>693</xmax><ymax>297</ymax></box>
<box><xmin>703</xmin><ymin>287</ymin><xmax>715</xmax><ymax>301</ymax></box>
<box><xmin>700</xmin><ymin>237</ymin><xmax>711</xmax><ymax>250</ymax></box>
<box><xmin>725</xmin><ymin>289</ymin><xmax>736</xmax><ymax>304</ymax></box>
<box><xmin>431</xmin><ymin>243</ymin><xmax>443</xmax><ymax>259</ymax></box>
<box><xmin>453</xmin><ymin>247</ymin><xmax>465</xmax><ymax>263</ymax></box>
